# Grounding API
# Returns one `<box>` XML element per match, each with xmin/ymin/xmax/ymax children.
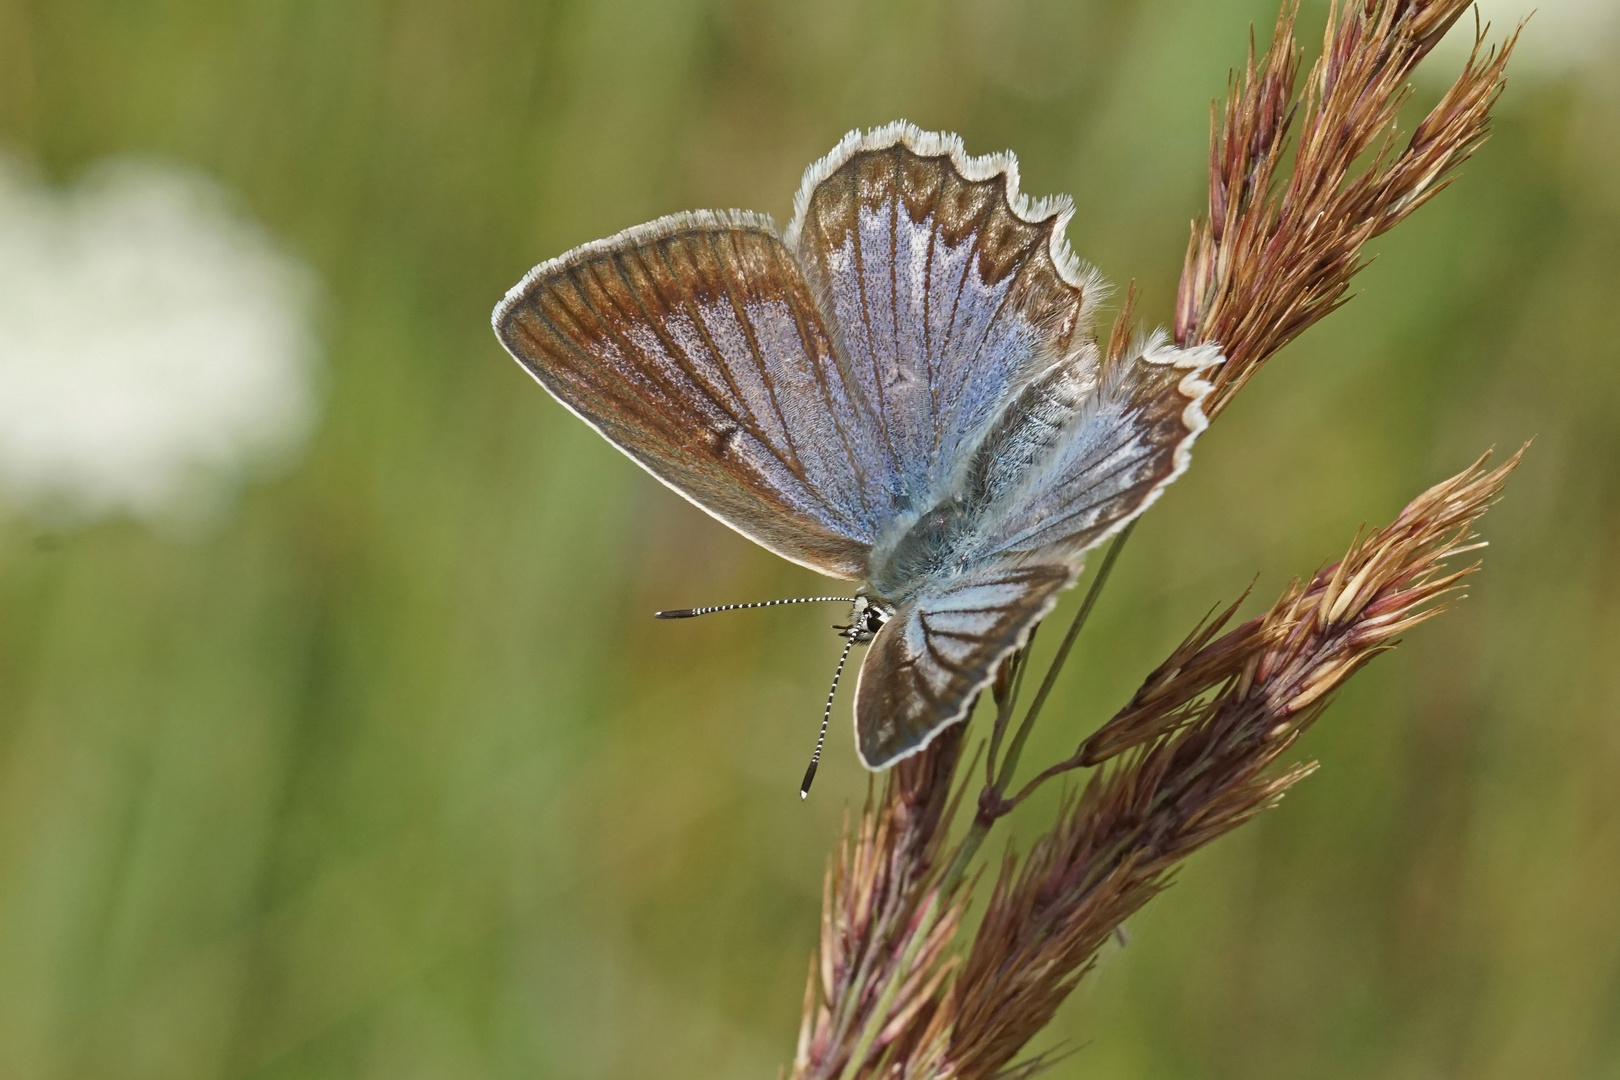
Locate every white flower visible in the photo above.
<box><xmin>0</xmin><ymin>156</ymin><xmax>319</xmax><ymax>529</ymax></box>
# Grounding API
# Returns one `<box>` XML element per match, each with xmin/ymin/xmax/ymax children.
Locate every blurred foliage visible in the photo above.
<box><xmin>0</xmin><ymin>1</ymin><xmax>1615</xmax><ymax>1078</ymax></box>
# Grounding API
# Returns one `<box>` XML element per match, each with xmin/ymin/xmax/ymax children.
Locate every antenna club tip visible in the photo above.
<box><xmin>655</xmin><ymin>609</ymin><xmax>695</xmax><ymax>619</ymax></box>
<box><xmin>799</xmin><ymin>761</ymin><xmax>820</xmax><ymax>798</ymax></box>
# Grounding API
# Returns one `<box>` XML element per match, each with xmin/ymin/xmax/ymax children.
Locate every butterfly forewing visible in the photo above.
<box><xmin>494</xmin><ymin>211</ymin><xmax>883</xmax><ymax>578</ymax></box>
<box><xmin>853</xmin><ymin>562</ymin><xmax>1073</xmax><ymax>768</ymax></box>
<box><xmin>787</xmin><ymin>132</ymin><xmax>1104</xmax><ymax>512</ymax></box>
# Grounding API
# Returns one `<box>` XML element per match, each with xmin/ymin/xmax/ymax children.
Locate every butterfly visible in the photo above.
<box><xmin>493</xmin><ymin>121</ymin><xmax>1219</xmax><ymax>786</ymax></box>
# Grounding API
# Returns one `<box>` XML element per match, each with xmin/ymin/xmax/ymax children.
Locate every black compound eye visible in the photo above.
<box><xmin>863</xmin><ymin>609</ymin><xmax>886</xmax><ymax>632</ymax></box>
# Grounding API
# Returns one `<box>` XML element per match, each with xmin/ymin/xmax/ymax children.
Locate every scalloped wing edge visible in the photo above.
<box><xmin>1031</xmin><ymin>334</ymin><xmax>1222</xmax><ymax>562</ymax></box>
<box><xmin>782</xmin><ymin>120</ymin><xmax>1111</xmax><ymax>329</ymax></box>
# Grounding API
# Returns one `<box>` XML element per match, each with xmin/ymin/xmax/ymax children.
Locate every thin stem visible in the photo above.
<box><xmin>984</xmin><ymin>625</ymin><xmax>1039</xmax><ymax>790</ymax></box>
<box><xmin>937</xmin><ymin>524</ymin><xmax>1137</xmax><ymax>895</ymax></box>
<box><xmin>1002</xmin><ymin>751</ymin><xmax>1090</xmax><ymax>810</ymax></box>
<box><xmin>996</xmin><ymin>522</ymin><xmax>1135</xmax><ymax>793</ymax></box>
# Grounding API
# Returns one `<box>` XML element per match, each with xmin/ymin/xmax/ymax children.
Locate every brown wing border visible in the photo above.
<box><xmin>491</xmin><ymin>208</ymin><xmax>872</xmax><ymax>580</ymax></box>
<box><xmin>783</xmin><ymin>121</ymin><xmax>1109</xmax><ymax>320</ymax></box>
<box><xmin>851</xmin><ymin>562</ymin><xmax>1076</xmax><ymax>770</ymax></box>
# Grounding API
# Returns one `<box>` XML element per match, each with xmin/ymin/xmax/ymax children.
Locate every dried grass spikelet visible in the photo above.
<box><xmin>1079</xmin><ymin>447</ymin><xmax>1523</xmax><ymax>767</ymax></box>
<box><xmin>794</xmin><ymin>450</ymin><xmax>1522</xmax><ymax>1080</ymax></box>
<box><xmin>930</xmin><ymin>450</ymin><xmax>1522</xmax><ymax>1078</ymax></box>
<box><xmin>786</xmin><ymin>0</ymin><xmax>1522</xmax><ymax>1075</ymax></box>
<box><xmin>1175</xmin><ymin>0</ymin><xmax>1518</xmax><ymax>415</ymax></box>
<box><xmin>791</xmin><ymin>726</ymin><xmax>973</xmax><ymax>1080</ymax></box>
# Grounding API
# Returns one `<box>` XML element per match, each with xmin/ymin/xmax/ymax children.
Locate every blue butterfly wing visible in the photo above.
<box><xmin>494</xmin><ymin>210</ymin><xmax>889</xmax><ymax>578</ymax></box>
<box><xmin>785</xmin><ymin>124</ymin><xmax>1107</xmax><ymax>514</ymax></box>
<box><xmin>788</xmin><ymin>127</ymin><xmax>1219</xmax><ymax>767</ymax></box>
<box><xmin>850</xmin><ymin>338</ymin><xmax>1219</xmax><ymax>767</ymax></box>
<box><xmin>978</xmin><ymin>336</ymin><xmax>1221</xmax><ymax>558</ymax></box>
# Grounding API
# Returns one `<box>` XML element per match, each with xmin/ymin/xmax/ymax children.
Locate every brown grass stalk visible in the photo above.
<box><xmin>795</xmin><ymin>450</ymin><xmax>1521</xmax><ymax>1079</ymax></box>
<box><xmin>791</xmin><ymin>727</ymin><xmax>973</xmax><ymax>1080</ymax></box>
<box><xmin>931</xmin><ymin>449</ymin><xmax>1522</xmax><ymax>1078</ymax></box>
<box><xmin>787</xmin><ymin>2</ymin><xmax>1521</xmax><ymax>1076</ymax></box>
<box><xmin>1175</xmin><ymin>0</ymin><xmax>1517</xmax><ymax>415</ymax></box>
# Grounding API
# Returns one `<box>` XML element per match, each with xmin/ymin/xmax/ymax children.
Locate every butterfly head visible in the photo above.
<box><xmin>840</xmin><ymin>595</ymin><xmax>894</xmax><ymax>644</ymax></box>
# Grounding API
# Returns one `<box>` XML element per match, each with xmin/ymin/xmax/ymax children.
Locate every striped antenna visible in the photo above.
<box><xmin>655</xmin><ymin>596</ymin><xmax>855</xmax><ymax>619</ymax></box>
<box><xmin>800</xmin><ymin>635</ymin><xmax>857</xmax><ymax>799</ymax></box>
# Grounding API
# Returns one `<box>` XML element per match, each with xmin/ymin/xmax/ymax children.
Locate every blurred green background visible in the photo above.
<box><xmin>1</xmin><ymin>0</ymin><xmax>1616</xmax><ymax>1077</ymax></box>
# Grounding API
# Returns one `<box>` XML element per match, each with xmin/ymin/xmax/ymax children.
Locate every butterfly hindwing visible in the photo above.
<box><xmin>494</xmin><ymin>210</ymin><xmax>888</xmax><ymax>579</ymax></box>
<box><xmin>981</xmin><ymin>337</ymin><xmax>1220</xmax><ymax>558</ymax></box>
<box><xmin>852</xmin><ymin>561</ymin><xmax>1074</xmax><ymax>769</ymax></box>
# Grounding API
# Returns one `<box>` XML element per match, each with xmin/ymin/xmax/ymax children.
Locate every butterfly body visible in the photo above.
<box><xmin>495</xmin><ymin>122</ymin><xmax>1219</xmax><ymax>772</ymax></box>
